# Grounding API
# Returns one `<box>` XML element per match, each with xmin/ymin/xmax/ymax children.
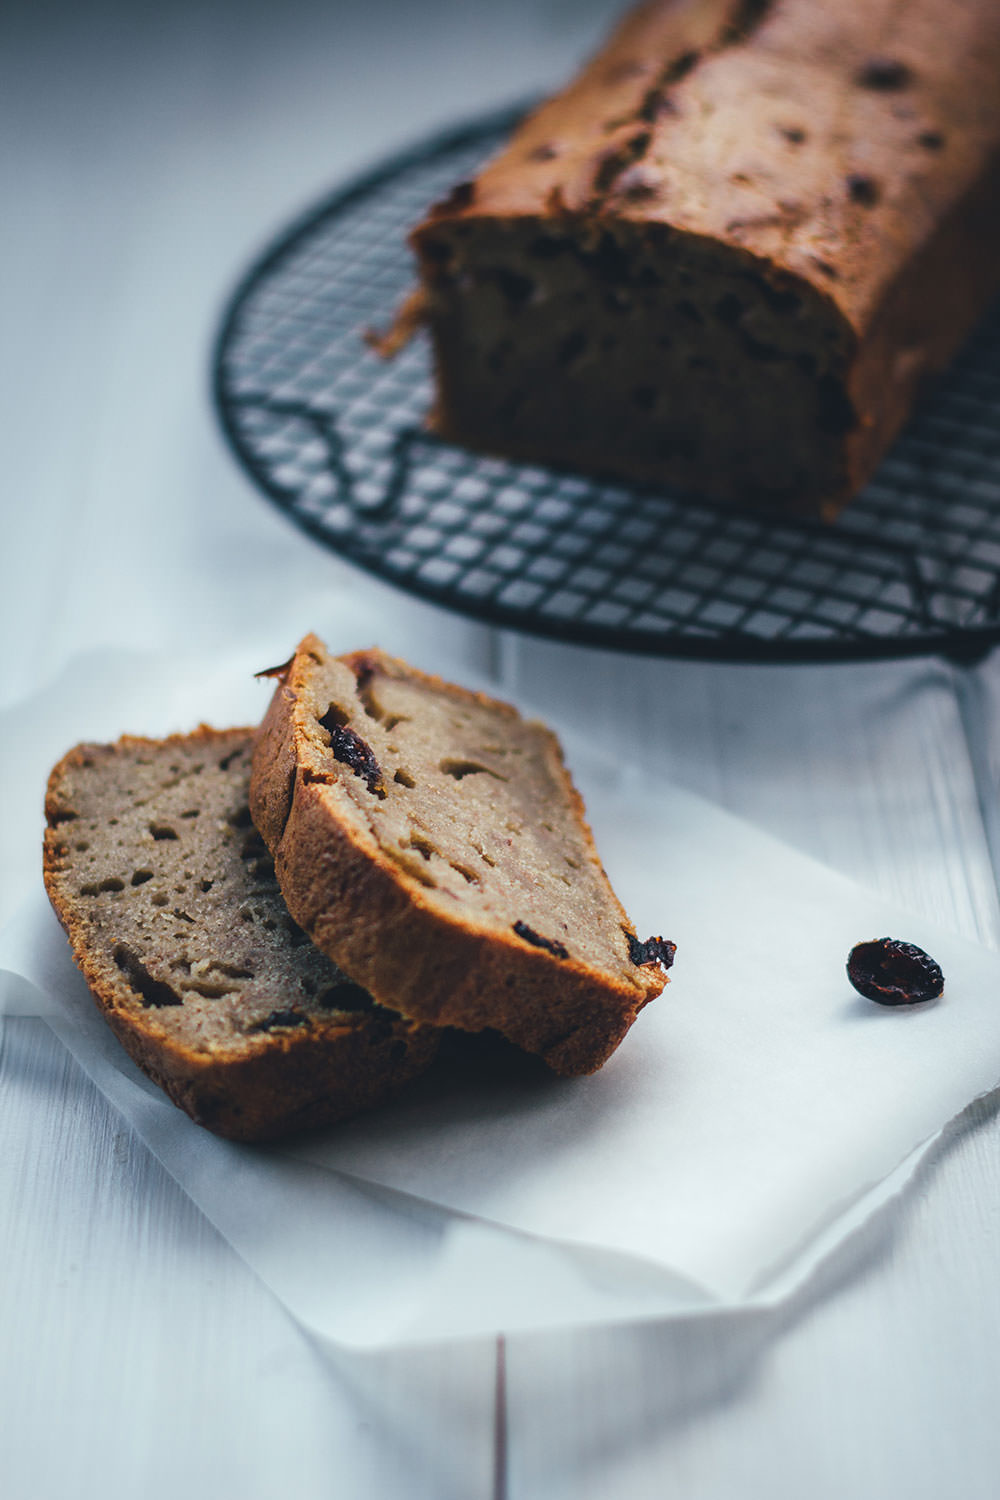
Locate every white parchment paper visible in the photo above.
<box><xmin>3</xmin><ymin>642</ymin><xmax>1000</xmax><ymax>1348</ymax></box>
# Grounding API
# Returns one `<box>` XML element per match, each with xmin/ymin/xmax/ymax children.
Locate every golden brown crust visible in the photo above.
<box><xmin>250</xmin><ymin>638</ymin><xmax>667</xmax><ymax>1075</ymax></box>
<box><xmin>409</xmin><ymin>0</ymin><xmax>1000</xmax><ymax>514</ymax></box>
<box><xmin>43</xmin><ymin>727</ymin><xmax>439</xmax><ymax>1141</ymax></box>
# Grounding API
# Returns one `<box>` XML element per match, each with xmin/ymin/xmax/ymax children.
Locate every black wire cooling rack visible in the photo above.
<box><xmin>213</xmin><ymin>104</ymin><xmax>1000</xmax><ymax>665</ymax></box>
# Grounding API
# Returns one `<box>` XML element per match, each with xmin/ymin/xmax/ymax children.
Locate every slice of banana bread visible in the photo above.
<box><xmin>250</xmin><ymin>637</ymin><xmax>673</xmax><ymax>1075</ymax></box>
<box><xmin>43</xmin><ymin>728</ymin><xmax>439</xmax><ymax>1141</ymax></box>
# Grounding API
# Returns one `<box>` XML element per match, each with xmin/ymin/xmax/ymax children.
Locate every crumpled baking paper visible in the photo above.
<box><xmin>3</xmin><ymin>643</ymin><xmax>999</xmax><ymax>1349</ymax></box>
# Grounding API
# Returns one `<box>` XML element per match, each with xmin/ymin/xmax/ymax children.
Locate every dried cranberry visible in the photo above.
<box><xmin>847</xmin><ymin>938</ymin><xmax>944</xmax><ymax>1006</ymax></box>
<box><xmin>627</xmin><ymin>933</ymin><xmax>676</xmax><ymax>971</ymax></box>
<box><xmin>328</xmin><ymin>724</ymin><xmax>385</xmax><ymax>797</ymax></box>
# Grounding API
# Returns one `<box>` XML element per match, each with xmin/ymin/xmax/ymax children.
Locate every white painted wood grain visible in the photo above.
<box><xmin>500</xmin><ymin>646</ymin><xmax>1000</xmax><ymax>1499</ymax></box>
<box><xmin>505</xmin><ymin>644</ymin><xmax>1000</xmax><ymax>944</ymax></box>
<box><xmin>6</xmin><ymin>0</ymin><xmax>1000</xmax><ymax>1496</ymax></box>
<box><xmin>0</xmin><ymin>1018</ymin><xmax>499</xmax><ymax>1500</ymax></box>
<box><xmin>505</xmin><ymin>1090</ymin><xmax>1000</xmax><ymax>1500</ymax></box>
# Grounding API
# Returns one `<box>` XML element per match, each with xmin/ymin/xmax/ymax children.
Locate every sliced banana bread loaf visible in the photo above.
<box><xmin>251</xmin><ymin>637</ymin><xmax>673</xmax><ymax>1075</ymax></box>
<box><xmin>43</xmin><ymin>728</ymin><xmax>439</xmax><ymax>1141</ymax></box>
<box><xmin>408</xmin><ymin>0</ymin><xmax>1000</xmax><ymax>515</ymax></box>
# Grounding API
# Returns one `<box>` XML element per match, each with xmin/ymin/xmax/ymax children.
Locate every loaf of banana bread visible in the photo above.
<box><xmin>408</xmin><ymin>0</ymin><xmax>1000</xmax><ymax>515</ymax></box>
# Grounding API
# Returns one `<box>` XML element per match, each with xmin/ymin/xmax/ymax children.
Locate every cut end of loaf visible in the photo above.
<box><xmin>406</xmin><ymin>0</ymin><xmax>1000</xmax><ymax>515</ymax></box>
<box><xmin>413</xmin><ymin>212</ymin><xmax>857</xmax><ymax>513</ymax></box>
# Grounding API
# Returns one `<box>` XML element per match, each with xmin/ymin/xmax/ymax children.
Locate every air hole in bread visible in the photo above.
<box><xmin>75</xmin><ymin>841</ymin><xmax>90</xmax><ymax>852</ymax></box>
<box><xmin>248</xmin><ymin>1008</ymin><xmax>308</xmax><ymax>1032</ymax></box>
<box><xmin>151</xmin><ymin>892</ymin><xmax>169</xmax><ymax>907</ymax></box>
<box><xmin>494</xmin><ymin>268</ymin><xmax>536</xmax><ymax>306</ymax></box>
<box><xmin>319</xmin><ymin>703</ymin><xmax>350</xmax><ymax>737</ymax></box>
<box><xmin>149</xmin><ymin>823</ymin><xmax>178</xmax><ymax>841</ymax></box>
<box><xmin>181</xmin><ymin>808</ymin><xmax>199</xmax><ymax>819</ymax></box>
<box><xmin>230</xmin><ymin>805</ymin><xmax>254</xmax><ymax>829</ymax></box>
<box><xmin>208</xmin><ymin>961</ymin><xmax>255</xmax><ymax>981</ymax></box>
<box><xmin>394</xmin><ymin>768</ymin><xmax>416</xmax><ymax>788</ymax></box>
<box><xmin>112</xmin><ymin>943</ymin><xmax>183</xmax><ymax>1007</ymax></box>
<box><xmin>199</xmin><ymin>879</ymin><xmax>213</xmax><ymax>892</ymax></box>
<box><xmin>408</xmin><ymin>830</ymin><xmax>439</xmax><ymax>861</ymax></box>
<box><xmin>81</xmin><ymin>876</ymin><xmax>125</xmax><ymax>895</ymax></box>
<box><xmin>440</xmin><ymin>758</ymin><xmax>506</xmax><ymax>781</ymax></box>
<box><xmin>318</xmin><ymin>981</ymin><xmax>374</xmax><ymax>1013</ymax></box>
<box><xmin>182</xmin><ymin>979</ymin><xmax>236</xmax><ymax>999</ymax></box>
<box><xmin>354</xmin><ymin>675</ymin><xmax>386</xmax><ymax>721</ymax></box>
<box><xmin>302</xmin><ymin>767</ymin><xmax>335</xmax><ymax>787</ymax></box>
<box><xmin>846</xmin><ymin>173</ymin><xmax>880</xmax><ymax>206</ymax></box>
<box><xmin>218</xmin><ymin>749</ymin><xmax>242</xmax><ymax>772</ymax></box>
<box><xmin>50</xmin><ymin>809</ymin><xmax>78</xmax><ymax>825</ymax></box>
<box><xmin>387</xmin><ymin>845</ymin><xmax>438</xmax><ymax>887</ymax></box>
<box><xmin>449</xmin><ymin>861</ymin><xmax>481</xmax><ymax>886</ymax></box>
<box><xmin>131</xmin><ymin>869</ymin><xmax>154</xmax><ymax>886</ymax></box>
<box><xmin>173</xmin><ymin>909</ymin><xmax>195</xmax><ymax>924</ymax></box>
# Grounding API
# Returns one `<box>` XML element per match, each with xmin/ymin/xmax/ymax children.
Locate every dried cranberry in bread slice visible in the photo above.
<box><xmin>250</xmin><ymin>637</ymin><xmax>672</xmax><ymax>1075</ymax></box>
<box><xmin>43</xmin><ymin>728</ymin><xmax>438</xmax><ymax>1141</ymax></box>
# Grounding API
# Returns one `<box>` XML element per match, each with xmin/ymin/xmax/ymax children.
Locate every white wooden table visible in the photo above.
<box><xmin>4</xmin><ymin>2</ymin><xmax>1000</xmax><ymax>1495</ymax></box>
